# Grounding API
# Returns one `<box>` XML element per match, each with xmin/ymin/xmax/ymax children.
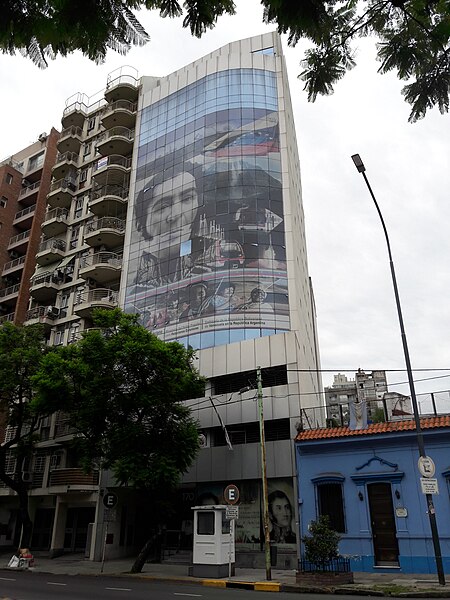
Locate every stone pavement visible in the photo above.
<box><xmin>1</xmin><ymin>552</ymin><xmax>449</xmax><ymax>596</ymax></box>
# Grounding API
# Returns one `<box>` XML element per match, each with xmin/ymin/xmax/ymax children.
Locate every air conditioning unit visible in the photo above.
<box><xmin>38</xmin><ymin>132</ymin><xmax>48</xmax><ymax>142</ymax></box>
<box><xmin>198</xmin><ymin>431</ymin><xmax>210</xmax><ymax>449</ymax></box>
<box><xmin>46</xmin><ymin>306</ymin><xmax>60</xmax><ymax>319</ymax></box>
<box><xmin>22</xmin><ymin>472</ymin><xmax>33</xmax><ymax>484</ymax></box>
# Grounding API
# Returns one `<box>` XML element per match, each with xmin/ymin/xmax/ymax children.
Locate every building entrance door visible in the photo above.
<box><xmin>64</xmin><ymin>507</ymin><xmax>95</xmax><ymax>552</ymax></box>
<box><xmin>31</xmin><ymin>508</ymin><xmax>55</xmax><ymax>550</ymax></box>
<box><xmin>368</xmin><ymin>482</ymin><xmax>399</xmax><ymax>566</ymax></box>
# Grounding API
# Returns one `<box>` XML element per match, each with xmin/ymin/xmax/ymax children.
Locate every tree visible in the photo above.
<box><xmin>0</xmin><ymin>322</ymin><xmax>49</xmax><ymax>549</ymax></box>
<box><xmin>33</xmin><ymin>308</ymin><xmax>204</xmax><ymax>572</ymax></box>
<box><xmin>303</xmin><ymin>514</ymin><xmax>341</xmax><ymax>566</ymax></box>
<box><xmin>2</xmin><ymin>1</ymin><xmax>450</xmax><ymax>121</ymax></box>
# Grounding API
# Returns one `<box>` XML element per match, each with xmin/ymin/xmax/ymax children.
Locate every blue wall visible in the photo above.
<box><xmin>296</xmin><ymin>427</ymin><xmax>450</xmax><ymax>574</ymax></box>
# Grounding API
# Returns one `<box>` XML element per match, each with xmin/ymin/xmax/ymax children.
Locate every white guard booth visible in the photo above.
<box><xmin>190</xmin><ymin>505</ymin><xmax>235</xmax><ymax>578</ymax></box>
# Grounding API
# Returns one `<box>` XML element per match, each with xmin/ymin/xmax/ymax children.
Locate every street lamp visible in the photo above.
<box><xmin>351</xmin><ymin>154</ymin><xmax>445</xmax><ymax>586</ymax></box>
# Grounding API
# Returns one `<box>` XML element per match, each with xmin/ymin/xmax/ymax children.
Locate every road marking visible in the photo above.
<box><xmin>173</xmin><ymin>594</ymin><xmax>203</xmax><ymax>597</ymax></box>
<box><xmin>0</xmin><ymin>576</ymin><xmax>16</xmax><ymax>581</ymax></box>
<box><xmin>105</xmin><ymin>587</ymin><xmax>132</xmax><ymax>591</ymax></box>
<box><xmin>47</xmin><ymin>582</ymin><xmax>67</xmax><ymax>586</ymax></box>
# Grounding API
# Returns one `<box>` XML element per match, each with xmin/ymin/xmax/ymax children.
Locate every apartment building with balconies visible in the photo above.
<box><xmin>0</xmin><ymin>131</ymin><xmax>59</xmax><ymax>327</ymax></box>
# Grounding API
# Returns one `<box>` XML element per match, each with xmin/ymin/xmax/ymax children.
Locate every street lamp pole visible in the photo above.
<box><xmin>257</xmin><ymin>366</ymin><xmax>272</xmax><ymax>581</ymax></box>
<box><xmin>351</xmin><ymin>154</ymin><xmax>445</xmax><ymax>586</ymax></box>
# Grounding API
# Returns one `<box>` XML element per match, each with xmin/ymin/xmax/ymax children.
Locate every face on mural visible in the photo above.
<box><xmin>270</xmin><ymin>496</ymin><xmax>292</xmax><ymax>527</ymax></box>
<box><xmin>145</xmin><ymin>172</ymin><xmax>199</xmax><ymax>242</ymax></box>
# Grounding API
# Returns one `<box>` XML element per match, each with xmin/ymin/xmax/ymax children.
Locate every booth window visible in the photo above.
<box><xmin>317</xmin><ymin>483</ymin><xmax>346</xmax><ymax>533</ymax></box>
<box><xmin>197</xmin><ymin>512</ymin><xmax>215</xmax><ymax>535</ymax></box>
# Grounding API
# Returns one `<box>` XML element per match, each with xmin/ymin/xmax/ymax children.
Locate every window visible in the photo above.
<box><xmin>54</xmin><ymin>327</ymin><xmax>65</xmax><ymax>346</ymax></box>
<box><xmin>74</xmin><ymin>197</ymin><xmax>84</xmax><ymax>219</ymax></box>
<box><xmin>28</xmin><ymin>151</ymin><xmax>45</xmax><ymax>171</ymax></box>
<box><xmin>197</xmin><ymin>512</ymin><xmax>215</xmax><ymax>535</ymax></box>
<box><xmin>317</xmin><ymin>483</ymin><xmax>346</xmax><ymax>533</ymax></box>
<box><xmin>83</xmin><ymin>143</ymin><xmax>91</xmax><ymax>158</ymax></box>
<box><xmin>87</xmin><ymin>117</ymin><xmax>96</xmax><ymax>132</ymax></box>
<box><xmin>0</xmin><ymin>196</ymin><xmax>7</xmax><ymax>207</ymax></box>
<box><xmin>5</xmin><ymin>173</ymin><xmax>13</xmax><ymax>184</ymax></box>
<box><xmin>79</xmin><ymin>168</ymin><xmax>88</xmax><ymax>183</ymax></box>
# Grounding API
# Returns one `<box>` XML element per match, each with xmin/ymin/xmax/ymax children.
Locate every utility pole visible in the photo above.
<box><xmin>257</xmin><ymin>366</ymin><xmax>271</xmax><ymax>581</ymax></box>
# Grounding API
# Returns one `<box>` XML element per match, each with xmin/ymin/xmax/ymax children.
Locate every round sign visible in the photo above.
<box><xmin>224</xmin><ymin>484</ymin><xmax>240</xmax><ymax>505</ymax></box>
<box><xmin>103</xmin><ymin>492</ymin><xmax>118</xmax><ymax>509</ymax></box>
<box><xmin>418</xmin><ymin>456</ymin><xmax>435</xmax><ymax>478</ymax></box>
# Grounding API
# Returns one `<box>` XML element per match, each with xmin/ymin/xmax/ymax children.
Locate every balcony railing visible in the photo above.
<box><xmin>75</xmin><ymin>288</ymin><xmax>118</xmax><ymax>305</ymax></box>
<box><xmin>86</xmin><ymin>217</ymin><xmax>125</xmax><ymax>234</ymax></box>
<box><xmin>19</xmin><ymin>181</ymin><xmax>40</xmax><ymax>198</ymax></box>
<box><xmin>43</xmin><ymin>207</ymin><xmax>69</xmax><ymax>222</ymax></box>
<box><xmin>3</xmin><ymin>256</ymin><xmax>25</xmax><ymax>273</ymax></box>
<box><xmin>14</xmin><ymin>204</ymin><xmax>36</xmax><ymax>220</ymax></box>
<box><xmin>0</xmin><ymin>313</ymin><xmax>15</xmax><ymax>324</ymax></box>
<box><xmin>38</xmin><ymin>238</ymin><xmax>66</xmax><ymax>253</ymax></box>
<box><xmin>97</xmin><ymin>127</ymin><xmax>134</xmax><ymax>143</ymax></box>
<box><xmin>93</xmin><ymin>154</ymin><xmax>131</xmax><ymax>172</ymax></box>
<box><xmin>81</xmin><ymin>251</ymin><xmax>122</xmax><ymax>268</ymax></box>
<box><xmin>25</xmin><ymin>305</ymin><xmax>51</xmax><ymax>320</ymax></box>
<box><xmin>49</xmin><ymin>177</ymin><xmax>77</xmax><ymax>194</ymax></box>
<box><xmin>49</xmin><ymin>468</ymin><xmax>99</xmax><ymax>487</ymax></box>
<box><xmin>103</xmin><ymin>99</ymin><xmax>137</xmax><ymax>114</ymax></box>
<box><xmin>55</xmin><ymin>151</ymin><xmax>79</xmax><ymax>166</ymax></box>
<box><xmin>59</xmin><ymin>125</ymin><xmax>83</xmax><ymax>139</ymax></box>
<box><xmin>9</xmin><ymin>229</ymin><xmax>31</xmax><ymax>246</ymax></box>
<box><xmin>91</xmin><ymin>184</ymin><xmax>128</xmax><ymax>201</ymax></box>
<box><xmin>0</xmin><ymin>283</ymin><xmax>20</xmax><ymax>299</ymax></box>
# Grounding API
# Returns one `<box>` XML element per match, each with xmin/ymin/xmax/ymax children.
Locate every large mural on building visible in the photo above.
<box><xmin>124</xmin><ymin>69</ymin><xmax>289</xmax><ymax>349</ymax></box>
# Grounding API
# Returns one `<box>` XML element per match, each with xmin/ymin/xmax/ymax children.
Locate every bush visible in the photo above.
<box><xmin>303</xmin><ymin>515</ymin><xmax>340</xmax><ymax>564</ymax></box>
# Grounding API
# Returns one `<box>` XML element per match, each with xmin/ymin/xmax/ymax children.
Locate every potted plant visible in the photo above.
<box><xmin>296</xmin><ymin>515</ymin><xmax>354</xmax><ymax>585</ymax></box>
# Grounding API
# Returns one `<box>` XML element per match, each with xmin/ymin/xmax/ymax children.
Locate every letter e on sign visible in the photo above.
<box><xmin>103</xmin><ymin>492</ymin><xmax>118</xmax><ymax>509</ymax></box>
<box><xmin>224</xmin><ymin>484</ymin><xmax>239</xmax><ymax>505</ymax></box>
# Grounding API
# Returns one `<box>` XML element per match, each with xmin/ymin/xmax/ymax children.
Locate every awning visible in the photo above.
<box><xmin>58</xmin><ymin>254</ymin><xmax>75</xmax><ymax>269</ymax></box>
<box><xmin>33</xmin><ymin>261</ymin><xmax>61</xmax><ymax>277</ymax></box>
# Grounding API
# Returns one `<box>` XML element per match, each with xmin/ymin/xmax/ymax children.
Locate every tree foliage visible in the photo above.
<box><xmin>2</xmin><ymin>1</ymin><xmax>450</xmax><ymax>120</ymax></box>
<box><xmin>0</xmin><ymin>322</ymin><xmax>50</xmax><ymax>548</ymax></box>
<box><xmin>303</xmin><ymin>514</ymin><xmax>341</xmax><ymax>565</ymax></box>
<box><xmin>33</xmin><ymin>309</ymin><xmax>204</xmax><ymax>490</ymax></box>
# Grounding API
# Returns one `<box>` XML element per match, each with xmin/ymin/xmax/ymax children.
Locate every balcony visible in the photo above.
<box><xmin>36</xmin><ymin>238</ymin><xmax>66</xmax><ymax>265</ymax></box>
<box><xmin>2</xmin><ymin>256</ymin><xmax>25</xmax><ymax>277</ymax></box>
<box><xmin>0</xmin><ymin>283</ymin><xmax>20</xmax><ymax>305</ymax></box>
<box><xmin>84</xmin><ymin>217</ymin><xmax>125</xmax><ymax>249</ymax></box>
<box><xmin>91</xmin><ymin>154</ymin><xmax>131</xmax><ymax>186</ymax></box>
<box><xmin>8</xmin><ymin>229</ymin><xmax>31</xmax><ymax>253</ymax></box>
<box><xmin>89</xmin><ymin>184</ymin><xmax>128</xmax><ymax>216</ymax></box>
<box><xmin>79</xmin><ymin>252</ymin><xmax>122</xmax><ymax>284</ymax></box>
<box><xmin>25</xmin><ymin>305</ymin><xmax>59</xmax><ymax>331</ymax></box>
<box><xmin>0</xmin><ymin>312</ymin><xmax>15</xmax><ymax>325</ymax></box>
<box><xmin>41</xmin><ymin>207</ymin><xmax>69</xmax><ymax>237</ymax></box>
<box><xmin>13</xmin><ymin>204</ymin><xmax>36</xmax><ymax>230</ymax></box>
<box><xmin>46</xmin><ymin>177</ymin><xmax>77</xmax><ymax>209</ymax></box>
<box><xmin>61</xmin><ymin>99</ymin><xmax>88</xmax><ymax>129</ymax></box>
<box><xmin>57</xmin><ymin>126</ymin><xmax>83</xmax><ymax>154</ymax></box>
<box><xmin>101</xmin><ymin>99</ymin><xmax>137</xmax><ymax>129</ymax></box>
<box><xmin>29</xmin><ymin>271</ymin><xmax>61</xmax><ymax>302</ymax></box>
<box><xmin>19</xmin><ymin>181</ymin><xmax>40</xmax><ymax>204</ymax></box>
<box><xmin>105</xmin><ymin>67</ymin><xmax>139</xmax><ymax>103</ymax></box>
<box><xmin>73</xmin><ymin>288</ymin><xmax>118</xmax><ymax>318</ymax></box>
<box><xmin>96</xmin><ymin>127</ymin><xmax>134</xmax><ymax>157</ymax></box>
<box><xmin>52</xmin><ymin>151</ymin><xmax>79</xmax><ymax>180</ymax></box>
<box><xmin>49</xmin><ymin>468</ymin><xmax>99</xmax><ymax>490</ymax></box>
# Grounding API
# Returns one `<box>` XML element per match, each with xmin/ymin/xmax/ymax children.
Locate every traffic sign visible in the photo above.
<box><xmin>418</xmin><ymin>456</ymin><xmax>436</xmax><ymax>478</ymax></box>
<box><xmin>226</xmin><ymin>505</ymin><xmax>239</xmax><ymax>520</ymax></box>
<box><xmin>103</xmin><ymin>492</ymin><xmax>118</xmax><ymax>509</ymax></box>
<box><xmin>224</xmin><ymin>484</ymin><xmax>240</xmax><ymax>505</ymax></box>
<box><xmin>420</xmin><ymin>477</ymin><xmax>439</xmax><ymax>495</ymax></box>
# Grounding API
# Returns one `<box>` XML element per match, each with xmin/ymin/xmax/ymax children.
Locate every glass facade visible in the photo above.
<box><xmin>125</xmin><ymin>68</ymin><xmax>290</xmax><ymax>349</ymax></box>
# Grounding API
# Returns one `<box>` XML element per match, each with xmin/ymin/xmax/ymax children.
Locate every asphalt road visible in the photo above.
<box><xmin>0</xmin><ymin>572</ymin><xmax>377</xmax><ymax>600</ymax></box>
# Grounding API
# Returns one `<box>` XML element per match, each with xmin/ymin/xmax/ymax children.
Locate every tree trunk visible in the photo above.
<box><xmin>130</xmin><ymin>531</ymin><xmax>160</xmax><ymax>573</ymax></box>
<box><xmin>17</xmin><ymin>486</ymin><xmax>33</xmax><ymax>549</ymax></box>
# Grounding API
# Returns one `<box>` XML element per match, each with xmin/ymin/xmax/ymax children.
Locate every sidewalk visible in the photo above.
<box><xmin>1</xmin><ymin>553</ymin><xmax>449</xmax><ymax>596</ymax></box>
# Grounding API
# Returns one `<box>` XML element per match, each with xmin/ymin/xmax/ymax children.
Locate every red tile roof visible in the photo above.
<box><xmin>295</xmin><ymin>415</ymin><xmax>450</xmax><ymax>442</ymax></box>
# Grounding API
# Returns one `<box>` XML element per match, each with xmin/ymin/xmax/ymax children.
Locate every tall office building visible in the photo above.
<box><xmin>0</xmin><ymin>32</ymin><xmax>322</xmax><ymax>565</ymax></box>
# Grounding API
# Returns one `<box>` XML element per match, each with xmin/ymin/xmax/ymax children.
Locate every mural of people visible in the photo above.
<box><xmin>237</xmin><ymin>288</ymin><xmax>274</xmax><ymax>314</ymax></box>
<box><xmin>268</xmin><ymin>490</ymin><xmax>296</xmax><ymax>544</ymax></box>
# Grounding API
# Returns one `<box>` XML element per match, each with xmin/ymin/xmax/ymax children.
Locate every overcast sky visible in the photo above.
<box><xmin>1</xmin><ymin>0</ymin><xmax>449</xmax><ymax>409</ymax></box>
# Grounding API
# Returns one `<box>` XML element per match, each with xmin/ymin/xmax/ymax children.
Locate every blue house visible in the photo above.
<box><xmin>295</xmin><ymin>416</ymin><xmax>450</xmax><ymax>574</ymax></box>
